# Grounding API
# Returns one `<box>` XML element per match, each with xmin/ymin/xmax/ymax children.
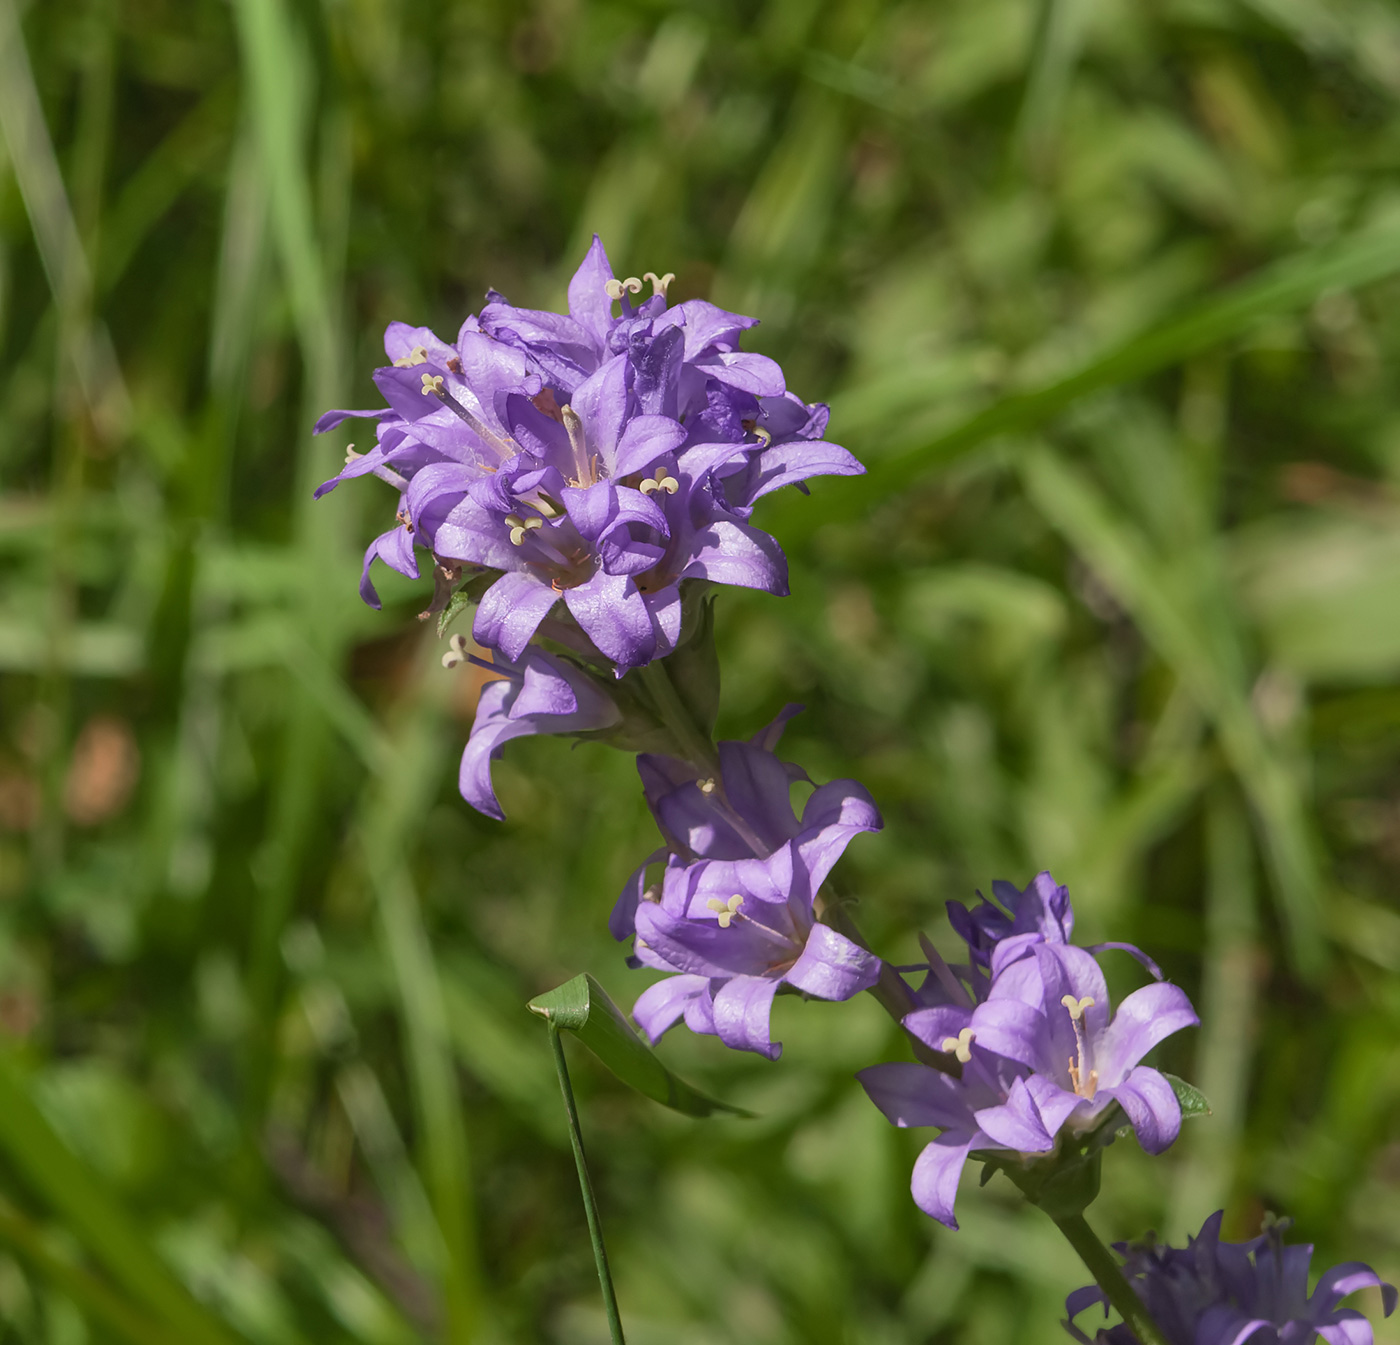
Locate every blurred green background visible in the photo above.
<box><xmin>1</xmin><ymin>0</ymin><xmax>1399</xmax><ymax>1340</ymax></box>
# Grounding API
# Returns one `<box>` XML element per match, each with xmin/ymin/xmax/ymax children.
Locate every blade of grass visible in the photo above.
<box><xmin>0</xmin><ymin>1199</ymin><xmax>176</xmax><ymax>1345</ymax></box>
<box><xmin>1019</xmin><ymin>443</ymin><xmax>1323</xmax><ymax>974</ymax></box>
<box><xmin>0</xmin><ymin>1058</ymin><xmax>243</xmax><ymax>1345</ymax></box>
<box><xmin>357</xmin><ymin>649</ymin><xmax>485</xmax><ymax>1343</ymax></box>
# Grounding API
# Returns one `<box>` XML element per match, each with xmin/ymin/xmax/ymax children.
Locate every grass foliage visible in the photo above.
<box><xmin>1</xmin><ymin>0</ymin><xmax>1400</xmax><ymax>1340</ymax></box>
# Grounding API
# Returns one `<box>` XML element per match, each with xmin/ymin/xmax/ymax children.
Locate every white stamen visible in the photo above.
<box><xmin>441</xmin><ymin>633</ymin><xmax>471</xmax><ymax>669</ymax></box>
<box><xmin>939</xmin><ymin>1027</ymin><xmax>976</xmax><ymax>1064</ymax></box>
<box><xmin>393</xmin><ymin>344</ymin><xmax>430</xmax><ymax>368</ymax></box>
<box><xmin>639</xmin><ymin>466</ymin><xmax>679</xmax><ymax>495</ymax></box>
<box><xmin>705</xmin><ymin>894</ymin><xmax>745</xmax><ymax>929</ymax></box>
<box><xmin>420</xmin><ymin>373</ymin><xmax>444</xmax><ymax>396</ymax></box>
<box><xmin>643</xmin><ymin>271</ymin><xmax>675</xmax><ymax>297</ymax></box>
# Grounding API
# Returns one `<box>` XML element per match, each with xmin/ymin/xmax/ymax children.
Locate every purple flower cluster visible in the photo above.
<box><xmin>614</xmin><ymin>710</ymin><xmax>884</xmax><ymax>1060</ymax></box>
<box><xmin>1066</xmin><ymin>1212</ymin><xmax>1396</xmax><ymax>1345</ymax></box>
<box><xmin>859</xmin><ymin>874</ymin><xmax>1198</xmax><ymax>1228</ymax></box>
<box><xmin>316</xmin><ymin>238</ymin><xmax>862</xmax><ymax>674</ymax></box>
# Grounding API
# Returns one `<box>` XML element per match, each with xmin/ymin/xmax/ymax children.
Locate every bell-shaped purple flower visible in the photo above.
<box><xmin>631</xmin><ymin>831</ymin><xmax>882</xmax><ymax>1061</ymax></box>
<box><xmin>609</xmin><ymin>705</ymin><xmax>881</xmax><ymax>938</ymax></box>
<box><xmin>315</xmin><ymin>238</ymin><xmax>865</xmax><ymax>671</ymax></box>
<box><xmin>454</xmin><ymin>645</ymin><xmax>622</xmax><ymax>821</ymax></box>
<box><xmin>1065</xmin><ymin>1211</ymin><xmax>1397</xmax><ymax>1345</ymax></box>
<box><xmin>860</xmin><ymin>934</ymin><xmax>1197</xmax><ymax>1228</ymax></box>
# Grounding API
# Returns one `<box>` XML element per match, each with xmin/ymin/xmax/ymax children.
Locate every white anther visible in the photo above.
<box><xmin>705</xmin><ymin>894</ymin><xmax>745</xmax><ymax>929</ymax></box>
<box><xmin>643</xmin><ymin>271</ymin><xmax>675</xmax><ymax>297</ymax></box>
<box><xmin>638</xmin><ymin>466</ymin><xmax>679</xmax><ymax>495</ymax></box>
<box><xmin>697</xmin><ymin>778</ymin><xmax>717</xmax><ymax>795</ymax></box>
<box><xmin>753</xmin><ymin>426</ymin><xmax>772</xmax><ymax>447</ymax></box>
<box><xmin>1060</xmin><ymin>994</ymin><xmax>1096</xmax><ymax>1021</ymax></box>
<box><xmin>441</xmin><ymin>634</ymin><xmax>471</xmax><ymax>669</ymax></box>
<box><xmin>393</xmin><ymin>344</ymin><xmax>430</xmax><ymax>368</ymax></box>
<box><xmin>420</xmin><ymin>373</ymin><xmax>444</xmax><ymax>396</ymax></box>
<box><xmin>505</xmin><ymin>513</ymin><xmax>544</xmax><ymax>546</ymax></box>
<box><xmin>344</xmin><ymin>444</ymin><xmax>362</xmax><ymax>464</ymax></box>
<box><xmin>940</xmin><ymin>1027</ymin><xmax>976</xmax><ymax>1064</ymax></box>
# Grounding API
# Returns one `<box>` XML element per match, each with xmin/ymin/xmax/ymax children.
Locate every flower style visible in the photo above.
<box><xmin>1065</xmin><ymin>1211</ymin><xmax>1397</xmax><ymax>1345</ymax></box>
<box><xmin>630</xmin><ymin>831</ymin><xmax>883</xmax><ymax>1060</ymax></box>
<box><xmin>860</xmin><ymin>926</ymin><xmax>1197</xmax><ymax>1228</ymax></box>
<box><xmin>315</xmin><ymin>238</ymin><xmax>864</xmax><ymax>672</ymax></box>
<box><xmin>452</xmin><ymin>643</ymin><xmax>622</xmax><ymax>821</ymax></box>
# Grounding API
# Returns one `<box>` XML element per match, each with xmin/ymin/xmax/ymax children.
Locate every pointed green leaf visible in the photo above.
<box><xmin>528</xmin><ymin>975</ymin><xmax>750</xmax><ymax>1118</ymax></box>
<box><xmin>1163</xmin><ymin>1073</ymin><xmax>1212</xmax><ymax>1119</ymax></box>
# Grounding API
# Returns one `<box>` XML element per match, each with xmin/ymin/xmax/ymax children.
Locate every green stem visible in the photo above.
<box><xmin>635</xmin><ymin>659</ymin><xmax>720</xmax><ymax>773</ymax></box>
<box><xmin>1052</xmin><ymin>1213</ymin><xmax>1169</xmax><ymax>1345</ymax></box>
<box><xmin>548</xmin><ymin>1024</ymin><xmax>626</xmax><ymax>1345</ymax></box>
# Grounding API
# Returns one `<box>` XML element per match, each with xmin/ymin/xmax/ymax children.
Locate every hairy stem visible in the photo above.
<box><xmin>549</xmin><ymin>1024</ymin><xmax>626</xmax><ymax>1345</ymax></box>
<box><xmin>1052</xmin><ymin>1213</ymin><xmax>1169</xmax><ymax>1345</ymax></box>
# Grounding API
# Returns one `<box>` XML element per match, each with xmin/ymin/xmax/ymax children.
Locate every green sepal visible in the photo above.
<box><xmin>528</xmin><ymin>974</ymin><xmax>751</xmax><ymax>1118</ymax></box>
<box><xmin>1163</xmin><ymin>1073</ymin><xmax>1212</xmax><ymax>1119</ymax></box>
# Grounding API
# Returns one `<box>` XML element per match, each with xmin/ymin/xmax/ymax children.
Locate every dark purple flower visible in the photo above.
<box><xmin>316</xmin><ymin>239</ymin><xmax>864</xmax><ymax>671</ymax></box>
<box><xmin>631</xmin><ymin>838</ymin><xmax>882</xmax><ymax>1060</ymax></box>
<box><xmin>910</xmin><ymin>871</ymin><xmax>1162</xmax><ymax>1009</ymax></box>
<box><xmin>452</xmin><ymin>643</ymin><xmax>622</xmax><ymax>821</ymax></box>
<box><xmin>859</xmin><ymin>941</ymin><xmax>1197</xmax><ymax>1228</ymax></box>
<box><xmin>1066</xmin><ymin>1211</ymin><xmax>1397</xmax><ymax>1345</ymax></box>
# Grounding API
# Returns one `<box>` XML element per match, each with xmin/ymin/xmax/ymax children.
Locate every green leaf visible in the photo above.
<box><xmin>436</xmin><ymin>587</ymin><xmax>474</xmax><ymax>638</ymax></box>
<box><xmin>528</xmin><ymin>975</ymin><xmax>750</xmax><ymax>1118</ymax></box>
<box><xmin>1163</xmin><ymin>1073</ymin><xmax>1212</xmax><ymax>1119</ymax></box>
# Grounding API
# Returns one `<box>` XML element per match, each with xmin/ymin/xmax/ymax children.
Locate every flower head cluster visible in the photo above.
<box><xmin>1066</xmin><ymin>1211</ymin><xmax>1397</xmax><ymax>1345</ymax></box>
<box><xmin>860</xmin><ymin>873</ymin><xmax>1197</xmax><ymax>1228</ymax></box>
<box><xmin>617</xmin><ymin>710</ymin><xmax>884</xmax><ymax>1059</ymax></box>
<box><xmin>316</xmin><ymin>239</ymin><xmax>863</xmax><ymax>672</ymax></box>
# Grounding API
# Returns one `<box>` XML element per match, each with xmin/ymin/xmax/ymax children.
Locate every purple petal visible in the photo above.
<box><xmin>1093</xmin><ymin>981</ymin><xmax>1198</xmax><ymax>1084</ymax></box>
<box><xmin>314</xmin><ymin>406</ymin><xmax>390</xmax><ymax>435</ymax></box>
<box><xmin>973</xmin><ymin>1076</ymin><xmax>1056</xmax><ymax>1153</ymax></box>
<box><xmin>857</xmin><ymin>1063</ymin><xmax>977</xmax><ymax>1131</ymax></box>
<box><xmin>711</xmin><ymin>975</ymin><xmax>781</xmax><ymax>1059</ymax></box>
<box><xmin>1312</xmin><ymin>1265</ymin><xmax>1398</xmax><ymax>1319</ymax></box>
<box><xmin>1099</xmin><ymin>1066</ymin><xmax>1181</xmax><ymax>1155</ymax></box>
<box><xmin>610</xmin><ymin>848</ymin><xmax>665</xmax><ymax>941</ymax></box>
<box><xmin>784</xmin><ymin>924</ymin><xmax>881</xmax><ymax>1001</ymax></box>
<box><xmin>903</xmin><ymin>1004</ymin><xmax>975</xmax><ymax>1054</ymax></box>
<box><xmin>457</xmin><ymin>681</ymin><xmax>531</xmax><ymax>819</ymax></box>
<box><xmin>695</xmin><ymin>350</ymin><xmax>786</xmax><ymax>397</ymax></box>
<box><xmin>911</xmin><ymin>1134</ymin><xmax>977</xmax><ymax>1230</ymax></box>
<box><xmin>473</xmin><ymin>571</ymin><xmax>560</xmax><ymax>660</ymax></box>
<box><xmin>1316</xmin><ymin>1317</ymin><xmax>1379</xmax><ymax>1345</ymax></box>
<box><xmin>964</xmin><ymin>998</ymin><xmax>1053</xmax><ymax>1074</ymax></box>
<box><xmin>567</xmin><ymin>235</ymin><xmax>616</xmax><ymax>352</ymax></box>
<box><xmin>563</xmin><ymin>570</ymin><xmax>656</xmax><ymax>667</ymax></box>
<box><xmin>358</xmin><ymin>526</ymin><xmax>418</xmax><ymax>608</ymax></box>
<box><xmin>739</xmin><ymin>438</ymin><xmax>866</xmax><ymax>504</ymax></box>
<box><xmin>1023</xmin><ymin>1073</ymin><xmax>1089</xmax><ymax>1139</ymax></box>
<box><xmin>384</xmin><ymin>321</ymin><xmax>455</xmax><ymax>365</ymax></box>
<box><xmin>1085</xmin><ymin>940</ymin><xmax>1164</xmax><ymax>981</ymax></box>
<box><xmin>668</xmin><ymin>299</ymin><xmax>758</xmax><ymax>359</ymax></box>
<box><xmin>1197</xmin><ymin>1307</ymin><xmax>1274</xmax><ymax>1345</ymax></box>
<box><xmin>683</xmin><ymin>984</ymin><xmax>717</xmax><ymax>1036</ymax></box>
<box><xmin>570</xmin><ymin>358</ymin><xmax>628</xmax><ymax>466</ymax></box>
<box><xmin>633</xmin><ymin>903</ymin><xmax>794</xmax><ymax>980</ymax></box>
<box><xmin>795</xmin><ymin>779</ymin><xmax>883</xmax><ymax>890</ymax></box>
<box><xmin>433</xmin><ymin>497</ymin><xmax>520</xmax><ymax>570</ymax></box>
<box><xmin>633</xmin><ymin>974</ymin><xmax>709</xmax><ymax>1044</ymax></box>
<box><xmin>612</xmin><ymin>413</ymin><xmax>688</xmax><ymax>479</ymax></box>
<box><xmin>680</xmin><ymin>519</ymin><xmax>788</xmax><ymax>594</ymax></box>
